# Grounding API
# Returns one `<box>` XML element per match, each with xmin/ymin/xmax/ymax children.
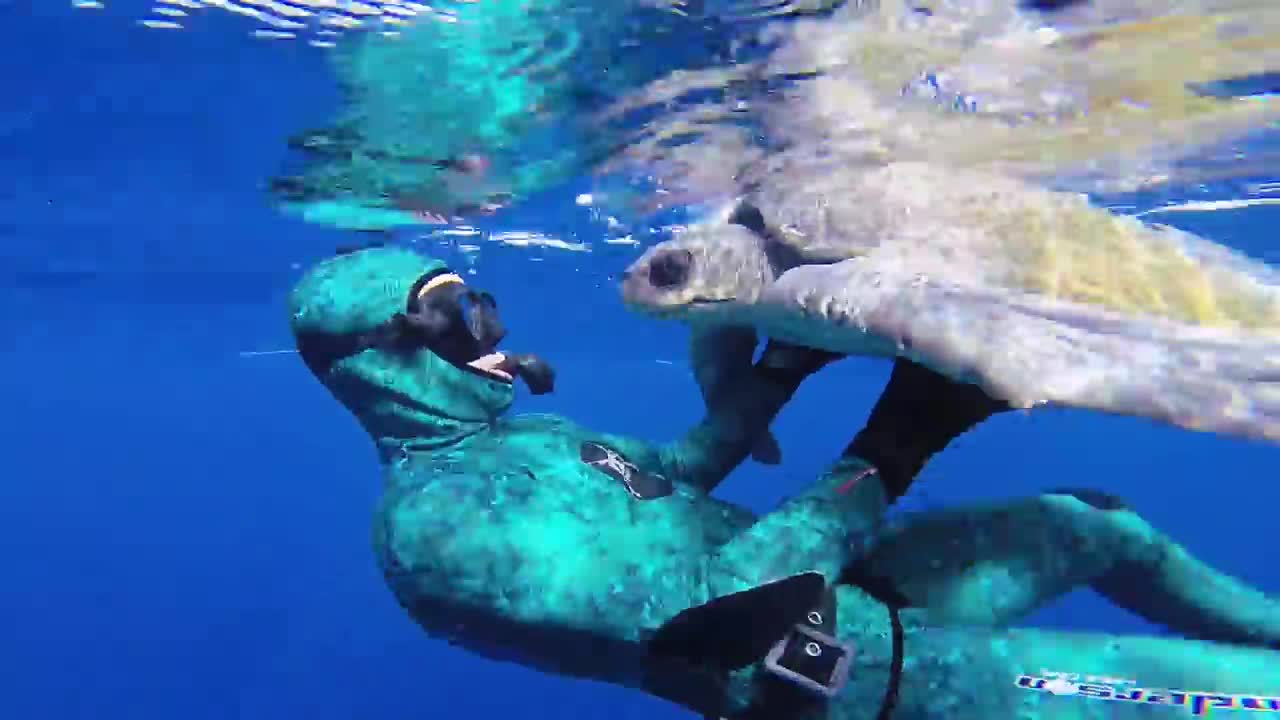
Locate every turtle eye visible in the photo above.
<box><xmin>727</xmin><ymin>201</ymin><xmax>769</xmax><ymax>237</ymax></box>
<box><xmin>648</xmin><ymin>249</ymin><xmax>693</xmax><ymax>289</ymax></box>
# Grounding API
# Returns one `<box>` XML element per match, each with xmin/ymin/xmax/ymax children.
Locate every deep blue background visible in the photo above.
<box><xmin>3</xmin><ymin>5</ymin><xmax>1277</xmax><ymax>718</ymax></box>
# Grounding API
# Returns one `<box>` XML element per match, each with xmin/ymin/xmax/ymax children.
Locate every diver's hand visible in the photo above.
<box><xmin>495</xmin><ymin>352</ymin><xmax>556</xmax><ymax>395</ymax></box>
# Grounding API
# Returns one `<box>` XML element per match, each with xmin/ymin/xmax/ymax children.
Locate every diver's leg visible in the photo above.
<box><xmin>848</xmin><ymin>492</ymin><xmax>1120</xmax><ymax>626</ymax></box>
<box><xmin>693</xmin><ymin>580</ymin><xmax>1280</xmax><ymax>720</ymax></box>
<box><xmin>707</xmin><ymin>359</ymin><xmax>1011</xmax><ymax>595</ymax></box>
<box><xmin>851</xmin><ymin>491</ymin><xmax>1280</xmax><ymax>648</ymax></box>
<box><xmin>860</xmin><ymin>616</ymin><xmax>1280</xmax><ymax>720</ymax></box>
<box><xmin>1091</xmin><ymin>512</ymin><xmax>1280</xmax><ymax>650</ymax></box>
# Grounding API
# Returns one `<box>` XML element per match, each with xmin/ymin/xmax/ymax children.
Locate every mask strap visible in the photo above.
<box><xmin>407</xmin><ymin>269</ymin><xmax>465</xmax><ymax>312</ymax></box>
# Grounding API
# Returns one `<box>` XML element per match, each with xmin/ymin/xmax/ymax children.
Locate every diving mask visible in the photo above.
<box><xmin>402</xmin><ymin>269</ymin><xmax>556</xmax><ymax>394</ymax></box>
<box><xmin>295</xmin><ymin>266</ymin><xmax>556</xmax><ymax>395</ymax></box>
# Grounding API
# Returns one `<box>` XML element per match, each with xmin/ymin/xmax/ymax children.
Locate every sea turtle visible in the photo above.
<box><xmin>621</xmin><ymin>159</ymin><xmax>1280</xmax><ymax>443</ymax></box>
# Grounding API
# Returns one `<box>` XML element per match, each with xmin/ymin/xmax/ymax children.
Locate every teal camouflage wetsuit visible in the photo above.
<box><xmin>291</xmin><ymin>247</ymin><xmax>1280</xmax><ymax>720</ymax></box>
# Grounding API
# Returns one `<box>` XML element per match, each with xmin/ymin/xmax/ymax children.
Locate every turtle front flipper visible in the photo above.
<box><xmin>690</xmin><ymin>324</ymin><xmax>784</xmax><ymax>466</ymax></box>
<box><xmin>762</xmin><ymin>257</ymin><xmax>1280</xmax><ymax>445</ymax></box>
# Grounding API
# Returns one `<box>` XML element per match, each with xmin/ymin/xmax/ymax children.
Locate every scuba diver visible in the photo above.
<box><xmin>291</xmin><ymin>246</ymin><xmax>1280</xmax><ymax>720</ymax></box>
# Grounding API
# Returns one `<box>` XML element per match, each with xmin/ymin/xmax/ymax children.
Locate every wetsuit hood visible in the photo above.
<box><xmin>289</xmin><ymin>247</ymin><xmax>515</xmax><ymax>461</ymax></box>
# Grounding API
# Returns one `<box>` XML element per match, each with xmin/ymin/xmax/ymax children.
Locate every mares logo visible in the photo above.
<box><xmin>1016</xmin><ymin>671</ymin><xmax>1280</xmax><ymax>716</ymax></box>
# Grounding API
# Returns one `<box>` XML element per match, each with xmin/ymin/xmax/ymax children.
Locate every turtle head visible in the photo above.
<box><xmin>621</xmin><ymin>202</ymin><xmax>778</xmax><ymax>321</ymax></box>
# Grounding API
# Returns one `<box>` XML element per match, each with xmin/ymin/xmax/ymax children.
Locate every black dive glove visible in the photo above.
<box><xmin>846</xmin><ymin>359</ymin><xmax>1012</xmax><ymax>502</ymax></box>
<box><xmin>497</xmin><ymin>353</ymin><xmax>556</xmax><ymax>395</ymax></box>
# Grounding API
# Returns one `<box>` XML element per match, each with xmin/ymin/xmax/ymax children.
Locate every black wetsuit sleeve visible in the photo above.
<box><xmin>845</xmin><ymin>359</ymin><xmax>1011</xmax><ymax>502</ymax></box>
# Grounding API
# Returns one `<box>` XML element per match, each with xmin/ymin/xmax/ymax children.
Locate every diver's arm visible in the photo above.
<box><xmin>657</xmin><ymin>343</ymin><xmax>840</xmax><ymax>492</ymax></box>
<box><xmin>584</xmin><ymin>341</ymin><xmax>837</xmax><ymax>493</ymax></box>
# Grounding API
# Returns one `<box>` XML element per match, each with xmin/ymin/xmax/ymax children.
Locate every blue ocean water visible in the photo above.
<box><xmin>3</xmin><ymin>4</ymin><xmax>1278</xmax><ymax>719</ymax></box>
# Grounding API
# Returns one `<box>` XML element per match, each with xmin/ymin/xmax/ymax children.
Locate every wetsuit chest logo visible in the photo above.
<box><xmin>580</xmin><ymin>441</ymin><xmax>673</xmax><ymax>500</ymax></box>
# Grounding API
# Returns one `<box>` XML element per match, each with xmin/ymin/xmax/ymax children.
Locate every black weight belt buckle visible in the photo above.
<box><xmin>762</xmin><ymin>621</ymin><xmax>854</xmax><ymax>698</ymax></box>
